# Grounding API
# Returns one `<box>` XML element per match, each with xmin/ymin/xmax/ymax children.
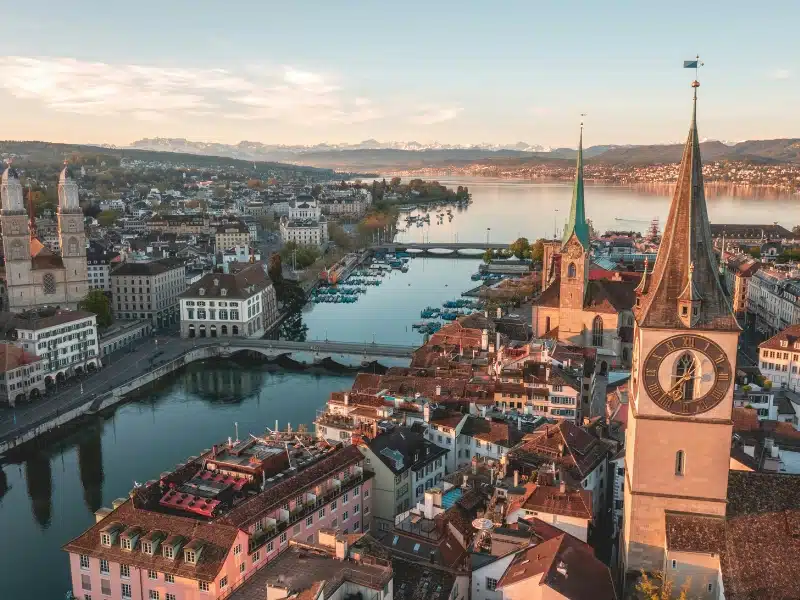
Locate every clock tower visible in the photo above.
<box><xmin>622</xmin><ymin>82</ymin><xmax>740</xmax><ymax>574</ymax></box>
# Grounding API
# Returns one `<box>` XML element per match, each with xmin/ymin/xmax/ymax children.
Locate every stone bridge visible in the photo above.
<box><xmin>372</xmin><ymin>242</ymin><xmax>510</xmax><ymax>256</ymax></box>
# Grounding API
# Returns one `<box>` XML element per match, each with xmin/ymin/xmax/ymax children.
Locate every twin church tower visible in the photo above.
<box><xmin>1</xmin><ymin>165</ymin><xmax>88</xmax><ymax>312</ymax></box>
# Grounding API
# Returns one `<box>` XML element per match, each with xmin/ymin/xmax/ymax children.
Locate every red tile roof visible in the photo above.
<box><xmin>759</xmin><ymin>324</ymin><xmax>800</xmax><ymax>351</ymax></box>
<box><xmin>63</xmin><ymin>499</ymin><xmax>240</xmax><ymax>582</ymax></box>
<box><xmin>0</xmin><ymin>343</ymin><xmax>42</xmax><ymax>373</ymax></box>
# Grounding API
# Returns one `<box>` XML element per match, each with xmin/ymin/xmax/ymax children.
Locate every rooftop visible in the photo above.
<box><xmin>112</xmin><ymin>257</ymin><xmax>185</xmax><ymax>276</ymax></box>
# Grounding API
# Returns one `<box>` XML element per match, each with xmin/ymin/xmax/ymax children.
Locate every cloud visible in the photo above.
<box><xmin>408</xmin><ymin>106</ymin><xmax>462</xmax><ymax>125</ymax></box>
<box><xmin>530</xmin><ymin>106</ymin><xmax>550</xmax><ymax>117</ymax></box>
<box><xmin>0</xmin><ymin>56</ymin><xmax>438</xmax><ymax>127</ymax></box>
<box><xmin>768</xmin><ymin>68</ymin><xmax>791</xmax><ymax>80</ymax></box>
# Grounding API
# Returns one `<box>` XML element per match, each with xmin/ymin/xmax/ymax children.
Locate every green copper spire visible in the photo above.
<box><xmin>562</xmin><ymin>124</ymin><xmax>590</xmax><ymax>249</ymax></box>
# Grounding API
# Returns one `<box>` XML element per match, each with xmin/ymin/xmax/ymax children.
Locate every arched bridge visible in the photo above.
<box><xmin>373</xmin><ymin>242</ymin><xmax>510</xmax><ymax>255</ymax></box>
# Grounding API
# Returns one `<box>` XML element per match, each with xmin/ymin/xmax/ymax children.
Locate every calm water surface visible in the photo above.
<box><xmin>1</xmin><ymin>180</ymin><xmax>794</xmax><ymax>599</ymax></box>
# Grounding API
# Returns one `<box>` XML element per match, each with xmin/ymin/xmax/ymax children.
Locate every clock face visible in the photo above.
<box><xmin>642</xmin><ymin>334</ymin><xmax>732</xmax><ymax>416</ymax></box>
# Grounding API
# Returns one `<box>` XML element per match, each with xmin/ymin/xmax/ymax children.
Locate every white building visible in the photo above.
<box><xmin>179</xmin><ymin>262</ymin><xmax>278</xmax><ymax>339</ymax></box>
<box><xmin>503</xmin><ymin>481</ymin><xmax>593</xmax><ymax>542</ymax></box>
<box><xmin>280</xmin><ymin>194</ymin><xmax>328</xmax><ymax>246</ymax></box>
<box><xmin>3</xmin><ymin>309</ymin><xmax>100</xmax><ymax>387</ymax></box>
<box><xmin>758</xmin><ymin>324</ymin><xmax>800</xmax><ymax>393</ymax></box>
<box><xmin>748</xmin><ymin>268</ymin><xmax>800</xmax><ymax>336</ymax></box>
<box><xmin>86</xmin><ymin>248</ymin><xmax>119</xmax><ymax>293</ymax></box>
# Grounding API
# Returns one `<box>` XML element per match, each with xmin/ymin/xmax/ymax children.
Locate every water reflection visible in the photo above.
<box><xmin>25</xmin><ymin>453</ymin><xmax>52</xmax><ymax>528</ymax></box>
<box><xmin>183</xmin><ymin>367</ymin><xmax>263</xmax><ymax>401</ymax></box>
<box><xmin>0</xmin><ymin>467</ymin><xmax>8</xmax><ymax>504</ymax></box>
<box><xmin>77</xmin><ymin>427</ymin><xmax>104</xmax><ymax>514</ymax></box>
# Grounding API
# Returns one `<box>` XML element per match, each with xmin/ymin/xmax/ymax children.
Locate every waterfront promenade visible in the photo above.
<box><xmin>0</xmin><ymin>335</ymin><xmax>415</xmax><ymax>449</ymax></box>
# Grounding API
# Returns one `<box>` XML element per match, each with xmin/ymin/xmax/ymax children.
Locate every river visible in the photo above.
<box><xmin>0</xmin><ymin>179</ymin><xmax>793</xmax><ymax>599</ymax></box>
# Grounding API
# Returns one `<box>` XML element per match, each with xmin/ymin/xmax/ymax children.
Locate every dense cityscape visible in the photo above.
<box><xmin>3</xmin><ymin>3</ymin><xmax>800</xmax><ymax>599</ymax></box>
<box><xmin>0</xmin><ymin>81</ymin><xmax>798</xmax><ymax>600</ymax></box>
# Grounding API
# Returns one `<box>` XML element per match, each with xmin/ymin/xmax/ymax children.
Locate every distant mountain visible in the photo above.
<box><xmin>126</xmin><ymin>137</ymin><xmax>800</xmax><ymax>170</ymax></box>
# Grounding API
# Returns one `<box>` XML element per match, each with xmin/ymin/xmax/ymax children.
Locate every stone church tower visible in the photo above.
<box><xmin>1</xmin><ymin>164</ymin><xmax>88</xmax><ymax>312</ymax></box>
<box><xmin>57</xmin><ymin>165</ymin><xmax>89</xmax><ymax>304</ymax></box>
<box><xmin>622</xmin><ymin>83</ymin><xmax>740</xmax><ymax>575</ymax></box>
<box><xmin>557</xmin><ymin>126</ymin><xmax>591</xmax><ymax>344</ymax></box>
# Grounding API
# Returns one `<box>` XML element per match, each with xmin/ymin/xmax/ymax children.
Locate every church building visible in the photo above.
<box><xmin>621</xmin><ymin>79</ymin><xmax>800</xmax><ymax>600</ymax></box>
<box><xmin>532</xmin><ymin>127</ymin><xmax>637</xmax><ymax>373</ymax></box>
<box><xmin>1</xmin><ymin>165</ymin><xmax>89</xmax><ymax>313</ymax></box>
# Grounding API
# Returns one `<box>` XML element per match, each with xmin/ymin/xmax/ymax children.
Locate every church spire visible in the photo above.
<box><xmin>634</xmin><ymin>80</ymin><xmax>738</xmax><ymax>331</ymax></box>
<box><xmin>562</xmin><ymin>120</ymin><xmax>590</xmax><ymax>249</ymax></box>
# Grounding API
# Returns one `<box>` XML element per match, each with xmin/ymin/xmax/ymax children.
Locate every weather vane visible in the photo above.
<box><xmin>684</xmin><ymin>54</ymin><xmax>704</xmax><ymax>90</ymax></box>
<box><xmin>580</xmin><ymin>113</ymin><xmax>587</xmax><ymax>128</ymax></box>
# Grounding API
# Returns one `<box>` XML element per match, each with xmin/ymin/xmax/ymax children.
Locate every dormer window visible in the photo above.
<box><xmin>780</xmin><ymin>340</ymin><xmax>788</xmax><ymax>347</ymax></box>
<box><xmin>220</xmin><ymin>288</ymin><xmax>227</xmax><ymax>296</ymax></box>
<box><xmin>121</xmin><ymin>537</ymin><xmax>132</xmax><ymax>551</ymax></box>
<box><xmin>142</xmin><ymin>541</ymin><xmax>153</xmax><ymax>555</ymax></box>
<box><xmin>101</xmin><ymin>533</ymin><xmax>112</xmax><ymax>547</ymax></box>
<box><xmin>185</xmin><ymin>550</ymin><xmax>196</xmax><ymax>564</ymax></box>
<box><xmin>163</xmin><ymin>546</ymin><xmax>174</xmax><ymax>560</ymax></box>
<box><xmin>199</xmin><ymin>288</ymin><xmax>205</xmax><ymax>296</ymax></box>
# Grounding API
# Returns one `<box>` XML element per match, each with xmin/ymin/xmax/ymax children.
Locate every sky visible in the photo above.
<box><xmin>0</xmin><ymin>0</ymin><xmax>797</xmax><ymax>148</ymax></box>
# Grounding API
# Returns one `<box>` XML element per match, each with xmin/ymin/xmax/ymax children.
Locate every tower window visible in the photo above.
<box><xmin>675</xmin><ymin>450</ymin><xmax>685</xmax><ymax>476</ymax></box>
<box><xmin>592</xmin><ymin>316</ymin><xmax>604</xmax><ymax>347</ymax></box>
<box><xmin>567</xmin><ymin>262</ymin><xmax>577</xmax><ymax>279</ymax></box>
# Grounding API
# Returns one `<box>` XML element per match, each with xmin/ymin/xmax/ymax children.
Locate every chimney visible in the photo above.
<box><xmin>463</xmin><ymin>475</ymin><xmax>469</xmax><ymax>488</ymax></box>
<box><xmin>472</xmin><ymin>457</ymin><xmax>478</xmax><ymax>475</ymax></box>
<box><xmin>496</xmin><ymin>307</ymin><xmax>502</xmax><ymax>319</ymax></box>
<box><xmin>423</xmin><ymin>403</ymin><xmax>431</xmax><ymax>423</ymax></box>
<box><xmin>335</xmin><ymin>536</ymin><xmax>349</xmax><ymax>560</ymax></box>
<box><xmin>496</xmin><ymin>332</ymin><xmax>501</xmax><ymax>351</ymax></box>
<box><xmin>513</xmin><ymin>470</ymin><xmax>519</xmax><ymax>488</ymax></box>
<box><xmin>344</xmin><ymin>393</ymin><xmax>349</xmax><ymax>406</ymax></box>
<box><xmin>423</xmin><ymin>489</ymin><xmax>442</xmax><ymax>519</ymax></box>
<box><xmin>559</xmin><ymin>480</ymin><xmax>566</xmax><ymax>494</ymax></box>
<box><xmin>429</xmin><ymin>550</ymin><xmax>436</xmax><ymax>564</ymax></box>
<box><xmin>435</xmin><ymin>385</ymin><xmax>442</xmax><ymax>397</ymax></box>
<box><xmin>481</xmin><ymin>329</ymin><xmax>489</xmax><ymax>351</ymax></box>
<box><xmin>556</xmin><ymin>560</ymin><xmax>567</xmax><ymax>577</ymax></box>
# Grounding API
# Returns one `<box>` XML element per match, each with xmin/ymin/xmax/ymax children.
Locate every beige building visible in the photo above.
<box><xmin>1</xmin><ymin>165</ymin><xmax>88</xmax><ymax>312</ymax></box>
<box><xmin>758</xmin><ymin>324</ymin><xmax>800</xmax><ymax>393</ymax></box>
<box><xmin>215</xmin><ymin>222</ymin><xmax>250</xmax><ymax>251</ymax></box>
<box><xmin>532</xmin><ymin>132</ymin><xmax>636</xmax><ymax>372</ymax></box>
<box><xmin>111</xmin><ymin>258</ymin><xmax>186</xmax><ymax>327</ymax></box>
<box><xmin>720</xmin><ymin>252</ymin><xmax>759</xmax><ymax>322</ymax></box>
<box><xmin>0</xmin><ymin>343</ymin><xmax>44</xmax><ymax>406</ymax></box>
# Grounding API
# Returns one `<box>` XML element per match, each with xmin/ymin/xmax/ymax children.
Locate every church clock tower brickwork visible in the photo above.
<box><xmin>622</xmin><ymin>83</ymin><xmax>740</xmax><ymax>574</ymax></box>
<box><xmin>57</xmin><ymin>166</ymin><xmax>89</xmax><ymax>305</ymax></box>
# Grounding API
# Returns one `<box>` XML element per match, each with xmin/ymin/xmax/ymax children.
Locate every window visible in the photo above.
<box><xmin>319</xmin><ymin>507</ymin><xmax>325</xmax><ymax>518</ymax></box>
<box><xmin>343</xmin><ymin>511</ymin><xmax>349</xmax><ymax>521</ymax></box>
<box><xmin>675</xmin><ymin>450</ymin><xmax>685</xmax><ymax>476</ymax></box>
<box><xmin>353</xmin><ymin>486</ymin><xmax>359</xmax><ymax>496</ymax></box>
<box><xmin>707</xmin><ymin>583</ymin><xmax>714</xmax><ymax>593</ymax></box>
<box><xmin>364</xmin><ymin>489</ymin><xmax>369</xmax><ymax>499</ymax></box>
<box><xmin>220</xmin><ymin>576</ymin><xmax>228</xmax><ymax>589</ymax></box>
<box><xmin>671</xmin><ymin>559</ymin><xmax>678</xmax><ymax>569</ymax></box>
<box><xmin>149</xmin><ymin>591</ymin><xmax>160</xmax><ymax>600</ymax></box>
<box><xmin>81</xmin><ymin>574</ymin><xmax>92</xmax><ymax>590</ymax></box>
<box><xmin>486</xmin><ymin>577</ymin><xmax>498</xmax><ymax>591</ymax></box>
<box><xmin>122</xmin><ymin>583</ymin><xmax>132</xmax><ymax>598</ymax></box>
<box><xmin>163</xmin><ymin>546</ymin><xmax>174</xmax><ymax>559</ymax></box>
<box><xmin>240</xmin><ymin>562</ymin><xmax>245</xmax><ymax>573</ymax></box>
<box><xmin>165</xmin><ymin>573</ymin><xmax>174</xmax><ymax>583</ymax></box>
<box><xmin>354</xmin><ymin>503</ymin><xmax>360</xmax><ymax>514</ymax></box>
<box><xmin>306</xmin><ymin>515</ymin><xmax>314</xmax><ymax>527</ymax></box>
<box><xmin>101</xmin><ymin>533</ymin><xmax>111</xmax><ymax>547</ymax></box>
<box><xmin>167</xmin><ymin>594</ymin><xmax>177</xmax><ymax>600</ymax></box>
<box><xmin>198</xmin><ymin>581</ymin><xmax>210</xmax><ymax>592</ymax></box>
<box><xmin>280</xmin><ymin>532</ymin><xmax>287</xmax><ymax>544</ymax></box>
<box><xmin>80</xmin><ymin>555</ymin><xmax>90</xmax><ymax>570</ymax></box>
<box><xmin>233</xmin><ymin>544</ymin><xmax>242</xmax><ymax>555</ymax></box>
<box><xmin>148</xmin><ymin>570</ymin><xmax>158</xmax><ymax>580</ymax></box>
<box><xmin>100</xmin><ymin>559</ymin><xmax>109</xmax><ymax>574</ymax></box>
<box><xmin>120</xmin><ymin>564</ymin><xmax>130</xmax><ymax>579</ymax></box>
<box><xmin>121</xmin><ymin>537</ymin><xmax>132</xmax><ymax>551</ymax></box>
<box><xmin>343</xmin><ymin>492</ymin><xmax>349</xmax><ymax>504</ymax></box>
<box><xmin>567</xmin><ymin>262</ymin><xmax>577</xmax><ymax>279</ymax></box>
<box><xmin>331</xmin><ymin>499</ymin><xmax>337</xmax><ymax>511</ymax></box>
<box><xmin>267</xmin><ymin>540</ymin><xmax>274</xmax><ymax>553</ymax></box>
<box><xmin>592</xmin><ymin>316</ymin><xmax>604</xmax><ymax>347</ymax></box>
<box><xmin>84</xmin><ymin>595</ymin><xmax>92</xmax><ymax>600</ymax></box>
<box><xmin>253</xmin><ymin>550</ymin><xmax>261</xmax><ymax>562</ymax></box>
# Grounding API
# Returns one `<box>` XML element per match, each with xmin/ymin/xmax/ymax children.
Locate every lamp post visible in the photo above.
<box><xmin>485</xmin><ymin>227</ymin><xmax>491</xmax><ymax>248</ymax></box>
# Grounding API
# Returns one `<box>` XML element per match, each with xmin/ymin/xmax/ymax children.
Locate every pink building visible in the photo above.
<box><xmin>64</xmin><ymin>441</ymin><xmax>373</xmax><ymax>600</ymax></box>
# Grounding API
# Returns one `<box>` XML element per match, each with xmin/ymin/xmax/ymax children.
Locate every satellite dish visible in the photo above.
<box><xmin>472</xmin><ymin>518</ymin><xmax>494</xmax><ymax>531</ymax></box>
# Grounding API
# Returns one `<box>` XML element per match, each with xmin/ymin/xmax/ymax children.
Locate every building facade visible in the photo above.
<box><xmin>214</xmin><ymin>223</ymin><xmax>250</xmax><ymax>251</ymax></box>
<box><xmin>111</xmin><ymin>259</ymin><xmax>186</xmax><ymax>327</ymax></box>
<box><xmin>179</xmin><ymin>263</ymin><xmax>278</xmax><ymax>339</ymax></box>
<box><xmin>279</xmin><ymin>195</ymin><xmax>329</xmax><ymax>246</ymax></box>
<box><xmin>758</xmin><ymin>324</ymin><xmax>800</xmax><ymax>393</ymax></box>
<box><xmin>1</xmin><ymin>165</ymin><xmax>89</xmax><ymax>312</ymax></box>
<box><xmin>747</xmin><ymin>268</ymin><xmax>800</xmax><ymax>337</ymax></box>
<box><xmin>0</xmin><ymin>343</ymin><xmax>44</xmax><ymax>406</ymax></box>
<box><xmin>87</xmin><ymin>247</ymin><xmax>120</xmax><ymax>293</ymax></box>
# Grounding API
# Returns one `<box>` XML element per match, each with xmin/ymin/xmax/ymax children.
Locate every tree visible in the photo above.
<box><xmin>79</xmin><ymin>290</ymin><xmax>112</xmax><ymax>327</ymax></box>
<box><xmin>97</xmin><ymin>210</ymin><xmax>121</xmax><ymax>227</ymax></box>
<box><xmin>483</xmin><ymin>249</ymin><xmax>493</xmax><ymax>264</ymax></box>
<box><xmin>257</xmin><ymin>213</ymin><xmax>277</xmax><ymax>232</ymax></box>
<box><xmin>328</xmin><ymin>222</ymin><xmax>353</xmax><ymax>250</ymax></box>
<box><xmin>247</xmin><ymin>179</ymin><xmax>262</xmax><ymax>189</ymax></box>
<box><xmin>509</xmin><ymin>237</ymin><xmax>530</xmax><ymax>260</ymax></box>
<box><xmin>530</xmin><ymin>239</ymin><xmax>545</xmax><ymax>262</ymax></box>
<box><xmin>267</xmin><ymin>253</ymin><xmax>283</xmax><ymax>283</ymax></box>
<box><xmin>390</xmin><ymin>176</ymin><xmax>402</xmax><ymax>188</ymax></box>
<box><xmin>635</xmin><ymin>570</ymin><xmax>689</xmax><ymax>600</ymax></box>
<box><xmin>792</xmin><ymin>225</ymin><xmax>800</xmax><ymax>236</ymax></box>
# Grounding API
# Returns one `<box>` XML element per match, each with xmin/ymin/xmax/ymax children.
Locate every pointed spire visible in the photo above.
<box><xmin>562</xmin><ymin>121</ymin><xmax>590</xmax><ymax>249</ymax></box>
<box><xmin>635</xmin><ymin>257</ymin><xmax>650</xmax><ymax>296</ymax></box>
<box><xmin>634</xmin><ymin>82</ymin><xmax>738</xmax><ymax>331</ymax></box>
